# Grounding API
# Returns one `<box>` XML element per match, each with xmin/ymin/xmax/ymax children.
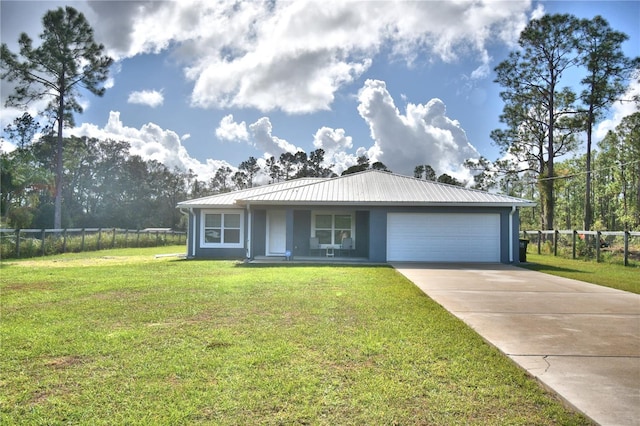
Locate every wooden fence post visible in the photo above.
<box><xmin>596</xmin><ymin>231</ymin><xmax>601</xmax><ymax>263</ymax></box>
<box><xmin>537</xmin><ymin>230</ymin><xmax>541</xmax><ymax>254</ymax></box>
<box><xmin>572</xmin><ymin>230</ymin><xmax>577</xmax><ymax>259</ymax></box>
<box><xmin>63</xmin><ymin>228</ymin><xmax>68</xmax><ymax>253</ymax></box>
<box><xmin>15</xmin><ymin>229</ymin><xmax>21</xmax><ymax>258</ymax></box>
<box><xmin>624</xmin><ymin>231</ymin><xmax>629</xmax><ymax>267</ymax></box>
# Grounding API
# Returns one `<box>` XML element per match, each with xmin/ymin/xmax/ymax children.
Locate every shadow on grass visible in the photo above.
<box><xmin>519</xmin><ymin>262</ymin><xmax>586</xmax><ymax>275</ymax></box>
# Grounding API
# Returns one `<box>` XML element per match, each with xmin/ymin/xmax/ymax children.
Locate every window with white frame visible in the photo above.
<box><xmin>312</xmin><ymin>212</ymin><xmax>353</xmax><ymax>246</ymax></box>
<box><xmin>201</xmin><ymin>210</ymin><xmax>243</xmax><ymax>248</ymax></box>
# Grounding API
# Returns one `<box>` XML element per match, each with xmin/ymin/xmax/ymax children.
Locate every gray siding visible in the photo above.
<box><xmin>188</xmin><ymin>204</ymin><xmax>522</xmax><ymax>264</ymax></box>
<box><xmin>293</xmin><ymin>210</ymin><xmax>311</xmax><ymax>257</ymax></box>
<box><xmin>192</xmin><ymin>208</ymin><xmax>248</xmax><ymax>260</ymax></box>
<box><xmin>369</xmin><ymin>209</ymin><xmax>387</xmax><ymax>262</ymax></box>
<box><xmin>252</xmin><ymin>209</ymin><xmax>267</xmax><ymax>257</ymax></box>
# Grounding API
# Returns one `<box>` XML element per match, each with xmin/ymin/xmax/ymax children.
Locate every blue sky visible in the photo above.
<box><xmin>1</xmin><ymin>0</ymin><xmax>638</xmax><ymax>184</ymax></box>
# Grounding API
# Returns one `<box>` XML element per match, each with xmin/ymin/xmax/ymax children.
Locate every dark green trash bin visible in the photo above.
<box><xmin>519</xmin><ymin>239</ymin><xmax>529</xmax><ymax>262</ymax></box>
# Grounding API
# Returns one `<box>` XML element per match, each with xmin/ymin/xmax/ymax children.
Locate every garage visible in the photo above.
<box><xmin>387</xmin><ymin>213</ymin><xmax>501</xmax><ymax>262</ymax></box>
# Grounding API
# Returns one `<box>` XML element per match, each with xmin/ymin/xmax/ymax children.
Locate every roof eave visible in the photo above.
<box><xmin>176</xmin><ymin>203</ymin><xmax>237</xmax><ymax>209</ymax></box>
<box><xmin>234</xmin><ymin>200</ymin><xmax>537</xmax><ymax>208</ymax></box>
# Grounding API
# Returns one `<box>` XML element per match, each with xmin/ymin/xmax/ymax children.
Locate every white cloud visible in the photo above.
<box><xmin>357</xmin><ymin>79</ymin><xmax>480</xmax><ymax>181</ymax></box>
<box><xmin>215</xmin><ymin>114</ymin><xmax>249</xmax><ymax>142</ymax></box>
<box><xmin>595</xmin><ymin>78</ymin><xmax>640</xmax><ymax>140</ymax></box>
<box><xmin>127</xmin><ymin>89</ymin><xmax>164</xmax><ymax>108</ymax></box>
<box><xmin>248</xmin><ymin>117</ymin><xmax>301</xmax><ymax>157</ymax></box>
<box><xmin>0</xmin><ymin>137</ymin><xmax>17</xmax><ymax>154</ymax></box>
<box><xmin>312</xmin><ymin>127</ymin><xmax>356</xmax><ymax>174</ymax></box>
<box><xmin>69</xmin><ymin>111</ymin><xmax>232</xmax><ymax>182</ymax></box>
<box><xmin>84</xmin><ymin>0</ymin><xmax>532</xmax><ymax>114</ymax></box>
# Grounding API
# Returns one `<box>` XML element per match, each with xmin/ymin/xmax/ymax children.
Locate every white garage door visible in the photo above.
<box><xmin>387</xmin><ymin>213</ymin><xmax>500</xmax><ymax>262</ymax></box>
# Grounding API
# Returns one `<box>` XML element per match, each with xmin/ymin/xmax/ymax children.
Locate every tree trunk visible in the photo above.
<box><xmin>54</xmin><ymin>85</ymin><xmax>64</xmax><ymax>229</ymax></box>
<box><xmin>583</xmin><ymin>109</ymin><xmax>594</xmax><ymax>231</ymax></box>
<box><xmin>545</xmin><ymin>86</ymin><xmax>555</xmax><ymax>231</ymax></box>
<box><xmin>636</xmin><ymin>163</ymin><xmax>640</xmax><ymax>229</ymax></box>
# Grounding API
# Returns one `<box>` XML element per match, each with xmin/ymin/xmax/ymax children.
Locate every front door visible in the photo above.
<box><xmin>266</xmin><ymin>210</ymin><xmax>286</xmax><ymax>255</ymax></box>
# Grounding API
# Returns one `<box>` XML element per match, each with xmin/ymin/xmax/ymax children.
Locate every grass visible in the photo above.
<box><xmin>1</xmin><ymin>247</ymin><xmax>592</xmax><ymax>425</ymax></box>
<box><xmin>521</xmin><ymin>252</ymin><xmax>639</xmax><ymax>294</ymax></box>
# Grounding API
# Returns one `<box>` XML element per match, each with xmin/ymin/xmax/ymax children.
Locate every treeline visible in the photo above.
<box><xmin>1</xmin><ymin>135</ymin><xmax>194</xmax><ymax>230</ymax></box>
<box><xmin>472</xmin><ymin>112</ymin><xmax>640</xmax><ymax>232</ymax></box>
<box><xmin>0</xmin><ymin>130</ymin><xmax>396</xmax><ymax>230</ymax></box>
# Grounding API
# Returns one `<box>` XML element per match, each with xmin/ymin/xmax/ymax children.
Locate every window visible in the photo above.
<box><xmin>201</xmin><ymin>210</ymin><xmax>243</xmax><ymax>248</ymax></box>
<box><xmin>313</xmin><ymin>212</ymin><xmax>353</xmax><ymax>246</ymax></box>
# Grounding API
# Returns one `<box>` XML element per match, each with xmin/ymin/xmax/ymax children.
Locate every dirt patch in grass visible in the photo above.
<box><xmin>3</xmin><ymin>281</ymin><xmax>56</xmax><ymax>291</ymax></box>
<box><xmin>44</xmin><ymin>355</ymin><xmax>86</xmax><ymax>369</ymax></box>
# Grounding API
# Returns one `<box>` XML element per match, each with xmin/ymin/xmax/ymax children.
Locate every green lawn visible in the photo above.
<box><xmin>1</xmin><ymin>247</ymin><xmax>591</xmax><ymax>425</ymax></box>
<box><xmin>522</xmin><ymin>252</ymin><xmax>639</xmax><ymax>294</ymax></box>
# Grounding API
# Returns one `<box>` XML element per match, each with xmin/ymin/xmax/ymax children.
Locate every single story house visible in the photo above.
<box><xmin>176</xmin><ymin>170</ymin><xmax>535</xmax><ymax>263</ymax></box>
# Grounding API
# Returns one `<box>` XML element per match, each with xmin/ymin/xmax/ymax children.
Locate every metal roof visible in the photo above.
<box><xmin>176</xmin><ymin>178</ymin><xmax>324</xmax><ymax>208</ymax></box>
<box><xmin>177</xmin><ymin>170</ymin><xmax>535</xmax><ymax>208</ymax></box>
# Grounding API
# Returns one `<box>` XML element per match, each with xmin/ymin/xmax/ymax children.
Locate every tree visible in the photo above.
<box><xmin>211</xmin><ymin>166</ymin><xmax>233</xmax><ymax>193</ymax></box>
<box><xmin>233</xmin><ymin>171</ymin><xmax>249</xmax><ymax>190</ymax></box>
<box><xmin>1</xmin><ymin>6</ymin><xmax>113</xmax><ymax>229</ymax></box>
<box><xmin>371</xmin><ymin>161</ymin><xmax>390</xmax><ymax>172</ymax></box>
<box><xmin>278</xmin><ymin>152</ymin><xmax>296</xmax><ymax>180</ymax></box>
<box><xmin>598</xmin><ymin>113</ymin><xmax>640</xmax><ymax>230</ymax></box>
<box><xmin>3</xmin><ymin>112</ymin><xmax>40</xmax><ymax>149</ymax></box>
<box><xmin>494</xmin><ymin>14</ymin><xmax>581</xmax><ymax>230</ymax></box>
<box><xmin>266</xmin><ymin>156</ymin><xmax>282</xmax><ymax>183</ymax></box>
<box><xmin>436</xmin><ymin>173</ymin><xmax>462</xmax><ymax>186</ymax></box>
<box><xmin>464</xmin><ymin>157</ymin><xmax>499</xmax><ymax>191</ymax></box>
<box><xmin>308</xmin><ymin>149</ymin><xmax>335</xmax><ymax>177</ymax></box>
<box><xmin>0</xmin><ymin>150</ymin><xmax>53</xmax><ymax>228</ymax></box>
<box><xmin>414</xmin><ymin>164</ymin><xmax>436</xmax><ymax>181</ymax></box>
<box><xmin>341</xmin><ymin>155</ymin><xmax>370</xmax><ymax>175</ymax></box>
<box><xmin>576</xmin><ymin>16</ymin><xmax>640</xmax><ymax>231</ymax></box>
<box><xmin>239</xmin><ymin>156</ymin><xmax>259</xmax><ymax>187</ymax></box>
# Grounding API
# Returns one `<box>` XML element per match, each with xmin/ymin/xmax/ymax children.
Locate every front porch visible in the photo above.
<box><xmin>253</xmin><ymin>209</ymin><xmax>372</xmax><ymax>260</ymax></box>
<box><xmin>250</xmin><ymin>255</ymin><xmax>378</xmax><ymax>265</ymax></box>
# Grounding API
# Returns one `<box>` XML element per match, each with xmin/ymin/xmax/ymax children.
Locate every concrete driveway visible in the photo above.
<box><xmin>392</xmin><ymin>262</ymin><xmax>640</xmax><ymax>426</ymax></box>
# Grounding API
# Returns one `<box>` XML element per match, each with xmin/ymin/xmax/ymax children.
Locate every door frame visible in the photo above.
<box><xmin>266</xmin><ymin>210</ymin><xmax>287</xmax><ymax>256</ymax></box>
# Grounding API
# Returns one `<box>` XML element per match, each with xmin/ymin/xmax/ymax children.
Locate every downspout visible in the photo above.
<box><xmin>509</xmin><ymin>205</ymin><xmax>516</xmax><ymax>263</ymax></box>
<box><xmin>246</xmin><ymin>203</ymin><xmax>252</xmax><ymax>260</ymax></box>
<box><xmin>191</xmin><ymin>208</ymin><xmax>196</xmax><ymax>258</ymax></box>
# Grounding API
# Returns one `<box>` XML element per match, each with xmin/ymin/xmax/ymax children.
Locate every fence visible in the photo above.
<box><xmin>520</xmin><ymin>230</ymin><xmax>640</xmax><ymax>267</ymax></box>
<box><xmin>0</xmin><ymin>228</ymin><xmax>186</xmax><ymax>259</ymax></box>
